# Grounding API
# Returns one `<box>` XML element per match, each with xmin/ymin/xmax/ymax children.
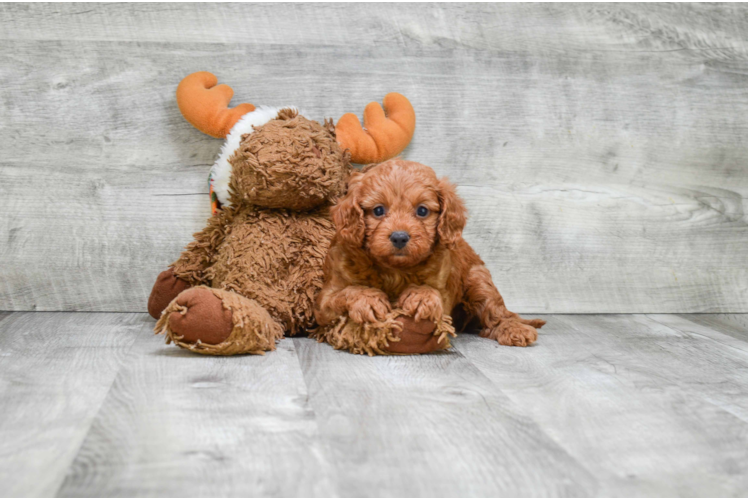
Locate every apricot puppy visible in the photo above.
<box><xmin>314</xmin><ymin>159</ymin><xmax>545</xmax><ymax>354</ymax></box>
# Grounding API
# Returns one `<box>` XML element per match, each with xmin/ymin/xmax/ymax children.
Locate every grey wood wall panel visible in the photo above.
<box><xmin>1</xmin><ymin>3</ymin><xmax>747</xmax><ymax>312</ymax></box>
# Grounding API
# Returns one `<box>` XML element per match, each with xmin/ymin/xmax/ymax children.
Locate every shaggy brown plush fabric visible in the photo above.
<box><xmin>172</xmin><ymin>204</ymin><xmax>337</xmax><ymax>335</ymax></box>
<box><xmin>229</xmin><ymin>111</ymin><xmax>348</xmax><ymax>211</ymax></box>
<box><xmin>152</xmin><ymin>111</ymin><xmax>351</xmax><ymax>355</ymax></box>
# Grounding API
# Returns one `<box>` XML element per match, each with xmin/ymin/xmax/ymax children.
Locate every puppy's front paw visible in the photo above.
<box><xmin>347</xmin><ymin>290</ymin><xmax>391</xmax><ymax>324</ymax></box>
<box><xmin>481</xmin><ymin>320</ymin><xmax>538</xmax><ymax>347</ymax></box>
<box><xmin>397</xmin><ymin>286</ymin><xmax>443</xmax><ymax>322</ymax></box>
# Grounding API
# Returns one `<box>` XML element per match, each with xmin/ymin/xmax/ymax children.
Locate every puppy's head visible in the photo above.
<box><xmin>332</xmin><ymin>159</ymin><xmax>467</xmax><ymax>269</ymax></box>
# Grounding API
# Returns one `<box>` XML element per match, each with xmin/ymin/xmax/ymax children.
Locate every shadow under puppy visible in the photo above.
<box><xmin>314</xmin><ymin>159</ymin><xmax>545</xmax><ymax>355</ymax></box>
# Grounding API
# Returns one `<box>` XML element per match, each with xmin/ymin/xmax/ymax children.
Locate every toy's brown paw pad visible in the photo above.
<box><xmin>168</xmin><ymin>288</ymin><xmax>233</xmax><ymax>345</ymax></box>
<box><xmin>148</xmin><ymin>269</ymin><xmax>191</xmax><ymax>319</ymax></box>
<box><xmin>387</xmin><ymin>316</ymin><xmax>447</xmax><ymax>354</ymax></box>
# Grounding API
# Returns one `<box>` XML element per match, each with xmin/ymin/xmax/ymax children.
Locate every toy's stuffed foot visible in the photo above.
<box><xmin>386</xmin><ymin>316</ymin><xmax>449</xmax><ymax>354</ymax></box>
<box><xmin>154</xmin><ymin>286</ymin><xmax>284</xmax><ymax>355</ymax></box>
<box><xmin>166</xmin><ymin>287</ymin><xmax>233</xmax><ymax>345</ymax></box>
<box><xmin>314</xmin><ymin>310</ymin><xmax>454</xmax><ymax>356</ymax></box>
<box><xmin>147</xmin><ymin>269</ymin><xmax>191</xmax><ymax>319</ymax></box>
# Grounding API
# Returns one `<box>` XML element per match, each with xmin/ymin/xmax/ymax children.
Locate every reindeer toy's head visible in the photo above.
<box><xmin>176</xmin><ymin>72</ymin><xmax>416</xmax><ymax>213</ymax></box>
<box><xmin>148</xmin><ymin>72</ymin><xmax>416</xmax><ymax>356</ymax></box>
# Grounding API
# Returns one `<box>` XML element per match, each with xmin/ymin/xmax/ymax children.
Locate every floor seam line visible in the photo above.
<box><xmin>51</xmin><ymin>313</ymin><xmax>145</xmax><ymax>498</ymax></box>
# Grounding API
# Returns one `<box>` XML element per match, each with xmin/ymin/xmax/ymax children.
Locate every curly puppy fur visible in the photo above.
<box><xmin>157</xmin><ymin>110</ymin><xmax>352</xmax><ymax>354</ymax></box>
<box><xmin>314</xmin><ymin>159</ymin><xmax>545</xmax><ymax>349</ymax></box>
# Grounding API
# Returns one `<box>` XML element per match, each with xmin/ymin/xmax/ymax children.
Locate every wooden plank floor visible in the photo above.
<box><xmin>1</xmin><ymin>313</ymin><xmax>747</xmax><ymax>496</ymax></box>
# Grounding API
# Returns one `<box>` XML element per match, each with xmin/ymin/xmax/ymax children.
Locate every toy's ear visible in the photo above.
<box><xmin>335</xmin><ymin>93</ymin><xmax>416</xmax><ymax>164</ymax></box>
<box><xmin>176</xmin><ymin>72</ymin><xmax>256</xmax><ymax>138</ymax></box>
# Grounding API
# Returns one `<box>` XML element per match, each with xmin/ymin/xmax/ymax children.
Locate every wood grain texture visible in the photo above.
<box><xmin>0</xmin><ymin>312</ymin><xmax>141</xmax><ymax>497</ymax></box>
<box><xmin>58</xmin><ymin>335</ymin><xmax>334</xmax><ymax>497</ymax></box>
<box><xmin>679</xmin><ymin>313</ymin><xmax>748</xmax><ymax>343</ymax></box>
<box><xmin>455</xmin><ymin>314</ymin><xmax>748</xmax><ymax>496</ymax></box>
<box><xmin>293</xmin><ymin>337</ymin><xmax>599</xmax><ymax>497</ymax></box>
<box><xmin>1</xmin><ymin>3</ymin><xmax>747</xmax><ymax>312</ymax></box>
<box><xmin>1</xmin><ymin>312</ymin><xmax>748</xmax><ymax>495</ymax></box>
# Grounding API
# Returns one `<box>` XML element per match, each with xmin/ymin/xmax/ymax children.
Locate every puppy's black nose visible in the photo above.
<box><xmin>390</xmin><ymin>231</ymin><xmax>410</xmax><ymax>249</ymax></box>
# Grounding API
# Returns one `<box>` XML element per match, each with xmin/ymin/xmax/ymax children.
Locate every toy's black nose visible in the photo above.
<box><xmin>390</xmin><ymin>231</ymin><xmax>410</xmax><ymax>249</ymax></box>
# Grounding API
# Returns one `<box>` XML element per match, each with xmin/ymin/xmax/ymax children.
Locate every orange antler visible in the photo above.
<box><xmin>176</xmin><ymin>72</ymin><xmax>256</xmax><ymax>139</ymax></box>
<box><xmin>335</xmin><ymin>93</ymin><xmax>416</xmax><ymax>164</ymax></box>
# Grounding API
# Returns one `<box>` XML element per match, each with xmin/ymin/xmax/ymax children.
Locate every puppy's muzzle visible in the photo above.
<box><xmin>390</xmin><ymin>231</ymin><xmax>410</xmax><ymax>249</ymax></box>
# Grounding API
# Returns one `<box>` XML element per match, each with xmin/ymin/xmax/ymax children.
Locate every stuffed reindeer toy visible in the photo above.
<box><xmin>148</xmin><ymin>71</ymin><xmax>426</xmax><ymax>355</ymax></box>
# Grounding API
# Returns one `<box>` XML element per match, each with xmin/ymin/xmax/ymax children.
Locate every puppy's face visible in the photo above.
<box><xmin>333</xmin><ymin>160</ymin><xmax>466</xmax><ymax>269</ymax></box>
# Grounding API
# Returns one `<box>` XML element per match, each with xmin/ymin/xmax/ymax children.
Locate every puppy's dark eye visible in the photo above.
<box><xmin>373</xmin><ymin>205</ymin><xmax>386</xmax><ymax>217</ymax></box>
<box><xmin>416</xmin><ymin>205</ymin><xmax>430</xmax><ymax>218</ymax></box>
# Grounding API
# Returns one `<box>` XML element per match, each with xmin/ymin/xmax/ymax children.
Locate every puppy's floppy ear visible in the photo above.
<box><xmin>437</xmin><ymin>177</ymin><xmax>467</xmax><ymax>247</ymax></box>
<box><xmin>332</xmin><ymin>171</ymin><xmax>365</xmax><ymax>247</ymax></box>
